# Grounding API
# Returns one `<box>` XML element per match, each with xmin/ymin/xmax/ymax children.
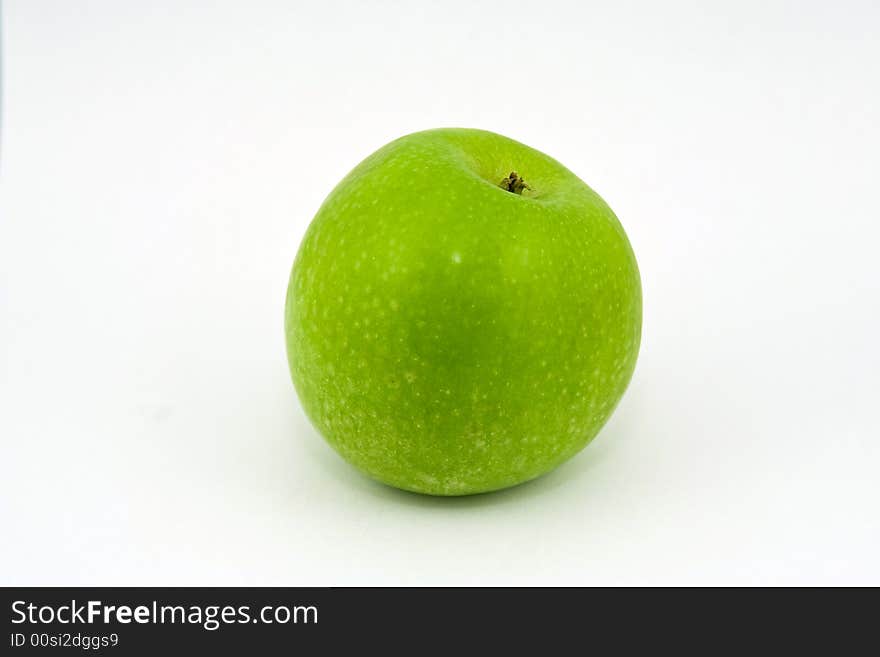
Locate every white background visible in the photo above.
<box><xmin>2</xmin><ymin>0</ymin><xmax>878</xmax><ymax>586</ymax></box>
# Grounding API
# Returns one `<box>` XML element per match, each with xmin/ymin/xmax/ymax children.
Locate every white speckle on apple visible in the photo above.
<box><xmin>451</xmin><ymin>252</ymin><xmax>462</xmax><ymax>264</ymax></box>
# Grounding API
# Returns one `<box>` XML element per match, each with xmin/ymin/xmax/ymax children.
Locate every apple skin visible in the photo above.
<box><xmin>285</xmin><ymin>128</ymin><xmax>641</xmax><ymax>495</ymax></box>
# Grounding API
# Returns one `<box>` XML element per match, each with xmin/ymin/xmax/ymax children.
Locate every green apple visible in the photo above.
<box><xmin>285</xmin><ymin>128</ymin><xmax>641</xmax><ymax>496</ymax></box>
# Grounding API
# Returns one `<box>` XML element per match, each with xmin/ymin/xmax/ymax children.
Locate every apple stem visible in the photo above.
<box><xmin>499</xmin><ymin>171</ymin><xmax>530</xmax><ymax>195</ymax></box>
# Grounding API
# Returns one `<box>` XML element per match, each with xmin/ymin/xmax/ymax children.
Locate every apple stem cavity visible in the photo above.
<box><xmin>499</xmin><ymin>171</ymin><xmax>530</xmax><ymax>195</ymax></box>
